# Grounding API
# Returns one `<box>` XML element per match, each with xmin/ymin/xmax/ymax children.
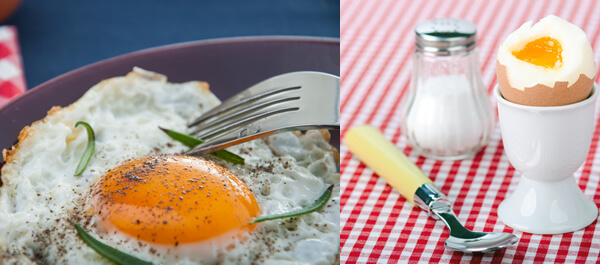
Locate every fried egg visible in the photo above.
<box><xmin>0</xmin><ymin>68</ymin><xmax>340</xmax><ymax>264</ymax></box>
<box><xmin>497</xmin><ymin>15</ymin><xmax>596</xmax><ymax>106</ymax></box>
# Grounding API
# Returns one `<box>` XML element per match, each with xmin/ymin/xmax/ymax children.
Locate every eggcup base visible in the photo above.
<box><xmin>498</xmin><ymin>175</ymin><xmax>597</xmax><ymax>234</ymax></box>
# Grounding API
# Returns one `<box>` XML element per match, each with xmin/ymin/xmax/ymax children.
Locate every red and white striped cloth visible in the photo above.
<box><xmin>341</xmin><ymin>0</ymin><xmax>600</xmax><ymax>263</ymax></box>
<box><xmin>0</xmin><ymin>26</ymin><xmax>25</xmax><ymax>106</ymax></box>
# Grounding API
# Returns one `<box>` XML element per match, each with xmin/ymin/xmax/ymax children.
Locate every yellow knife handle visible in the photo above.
<box><xmin>344</xmin><ymin>125</ymin><xmax>433</xmax><ymax>204</ymax></box>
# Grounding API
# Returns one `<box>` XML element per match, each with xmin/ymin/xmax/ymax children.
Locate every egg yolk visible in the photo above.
<box><xmin>91</xmin><ymin>155</ymin><xmax>260</xmax><ymax>246</ymax></box>
<box><xmin>512</xmin><ymin>37</ymin><xmax>563</xmax><ymax>69</ymax></box>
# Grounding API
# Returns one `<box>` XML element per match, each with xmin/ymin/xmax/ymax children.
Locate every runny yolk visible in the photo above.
<box><xmin>91</xmin><ymin>155</ymin><xmax>260</xmax><ymax>246</ymax></box>
<box><xmin>512</xmin><ymin>37</ymin><xmax>563</xmax><ymax>69</ymax></box>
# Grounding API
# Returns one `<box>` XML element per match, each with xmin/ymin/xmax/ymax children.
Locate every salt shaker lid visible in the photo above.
<box><xmin>415</xmin><ymin>18</ymin><xmax>477</xmax><ymax>56</ymax></box>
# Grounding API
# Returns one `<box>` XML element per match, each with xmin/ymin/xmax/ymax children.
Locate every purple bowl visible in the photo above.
<box><xmin>0</xmin><ymin>36</ymin><xmax>340</xmax><ymax>164</ymax></box>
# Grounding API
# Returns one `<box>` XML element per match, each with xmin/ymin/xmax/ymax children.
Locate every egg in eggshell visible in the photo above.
<box><xmin>497</xmin><ymin>15</ymin><xmax>596</xmax><ymax>106</ymax></box>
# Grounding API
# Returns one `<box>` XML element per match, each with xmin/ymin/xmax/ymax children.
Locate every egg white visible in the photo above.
<box><xmin>497</xmin><ymin>15</ymin><xmax>596</xmax><ymax>90</ymax></box>
<box><xmin>0</xmin><ymin>68</ymin><xmax>340</xmax><ymax>264</ymax></box>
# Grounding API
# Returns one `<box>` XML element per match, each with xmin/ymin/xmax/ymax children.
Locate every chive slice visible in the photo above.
<box><xmin>73</xmin><ymin>223</ymin><xmax>153</xmax><ymax>265</ymax></box>
<box><xmin>159</xmin><ymin>127</ymin><xmax>245</xmax><ymax>165</ymax></box>
<box><xmin>74</xmin><ymin>121</ymin><xmax>95</xmax><ymax>176</ymax></box>
<box><xmin>209</xmin><ymin>149</ymin><xmax>246</xmax><ymax>165</ymax></box>
<box><xmin>249</xmin><ymin>185</ymin><xmax>334</xmax><ymax>224</ymax></box>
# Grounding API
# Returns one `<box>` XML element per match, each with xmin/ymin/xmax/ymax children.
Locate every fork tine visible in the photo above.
<box><xmin>185</xmin><ymin>71</ymin><xmax>340</xmax><ymax>155</ymax></box>
<box><xmin>190</xmin><ymin>95</ymin><xmax>300</xmax><ymax>135</ymax></box>
<box><xmin>186</xmin><ymin>130</ymin><xmax>278</xmax><ymax>156</ymax></box>
<box><xmin>194</xmin><ymin>105</ymin><xmax>300</xmax><ymax>140</ymax></box>
<box><xmin>187</xmin><ymin>117</ymin><xmax>339</xmax><ymax>156</ymax></box>
<box><xmin>188</xmin><ymin>85</ymin><xmax>301</xmax><ymax>127</ymax></box>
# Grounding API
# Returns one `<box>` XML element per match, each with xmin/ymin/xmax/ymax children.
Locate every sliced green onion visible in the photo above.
<box><xmin>73</xmin><ymin>223</ymin><xmax>153</xmax><ymax>265</ymax></box>
<box><xmin>159</xmin><ymin>127</ymin><xmax>245</xmax><ymax>165</ymax></box>
<box><xmin>74</xmin><ymin>121</ymin><xmax>95</xmax><ymax>176</ymax></box>
<box><xmin>249</xmin><ymin>185</ymin><xmax>334</xmax><ymax>224</ymax></box>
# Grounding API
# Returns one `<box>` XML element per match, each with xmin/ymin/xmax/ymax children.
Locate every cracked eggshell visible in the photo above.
<box><xmin>497</xmin><ymin>61</ymin><xmax>594</xmax><ymax>106</ymax></box>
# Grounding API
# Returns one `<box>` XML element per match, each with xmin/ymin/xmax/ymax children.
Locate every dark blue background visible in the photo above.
<box><xmin>4</xmin><ymin>0</ymin><xmax>340</xmax><ymax>89</ymax></box>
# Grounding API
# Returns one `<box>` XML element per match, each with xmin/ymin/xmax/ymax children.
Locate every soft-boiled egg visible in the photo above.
<box><xmin>0</xmin><ymin>68</ymin><xmax>340</xmax><ymax>264</ymax></box>
<box><xmin>497</xmin><ymin>15</ymin><xmax>596</xmax><ymax>106</ymax></box>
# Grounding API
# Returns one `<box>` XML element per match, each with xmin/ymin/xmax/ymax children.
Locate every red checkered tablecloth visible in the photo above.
<box><xmin>340</xmin><ymin>0</ymin><xmax>600</xmax><ymax>263</ymax></box>
<box><xmin>0</xmin><ymin>25</ymin><xmax>25</xmax><ymax>106</ymax></box>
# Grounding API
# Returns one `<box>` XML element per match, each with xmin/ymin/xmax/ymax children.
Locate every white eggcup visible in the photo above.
<box><xmin>495</xmin><ymin>84</ymin><xmax>599</xmax><ymax>234</ymax></box>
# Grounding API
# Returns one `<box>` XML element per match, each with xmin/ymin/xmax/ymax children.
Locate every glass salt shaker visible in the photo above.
<box><xmin>399</xmin><ymin>18</ymin><xmax>494</xmax><ymax>160</ymax></box>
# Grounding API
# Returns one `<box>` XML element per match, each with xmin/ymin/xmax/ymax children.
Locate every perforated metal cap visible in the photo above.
<box><xmin>415</xmin><ymin>18</ymin><xmax>477</xmax><ymax>56</ymax></box>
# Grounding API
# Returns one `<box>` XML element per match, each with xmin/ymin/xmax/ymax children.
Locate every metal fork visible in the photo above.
<box><xmin>186</xmin><ymin>71</ymin><xmax>340</xmax><ymax>156</ymax></box>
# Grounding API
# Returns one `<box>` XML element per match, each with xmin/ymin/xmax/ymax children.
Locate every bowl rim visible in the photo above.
<box><xmin>0</xmin><ymin>35</ymin><xmax>340</xmax><ymax>113</ymax></box>
<box><xmin>0</xmin><ymin>35</ymin><xmax>340</xmax><ymax>165</ymax></box>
